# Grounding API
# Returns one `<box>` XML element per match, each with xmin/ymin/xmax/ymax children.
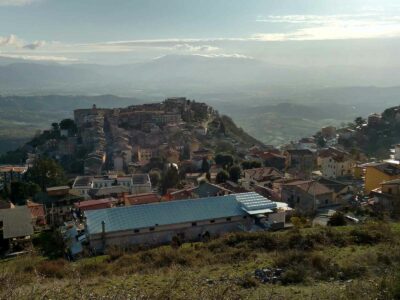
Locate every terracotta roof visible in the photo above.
<box><xmin>317</xmin><ymin>178</ymin><xmax>350</xmax><ymax>193</ymax></box>
<box><xmin>27</xmin><ymin>200</ymin><xmax>46</xmax><ymax>218</ymax></box>
<box><xmin>74</xmin><ymin>198</ymin><xmax>116</xmax><ymax>210</ymax></box>
<box><xmin>124</xmin><ymin>193</ymin><xmax>160</xmax><ymax>205</ymax></box>
<box><xmin>318</xmin><ymin>147</ymin><xmax>350</xmax><ymax>161</ymax></box>
<box><xmin>0</xmin><ymin>165</ymin><xmax>28</xmax><ymax>174</ymax></box>
<box><xmin>259</xmin><ymin>152</ymin><xmax>286</xmax><ymax>160</ymax></box>
<box><xmin>283</xmin><ymin>180</ymin><xmax>332</xmax><ymax>196</ymax></box>
<box><xmin>243</xmin><ymin>167</ymin><xmax>283</xmax><ymax>182</ymax></box>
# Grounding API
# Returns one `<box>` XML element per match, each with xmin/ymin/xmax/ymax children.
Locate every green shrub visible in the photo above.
<box><xmin>237</xmin><ymin>273</ymin><xmax>258</xmax><ymax>289</ymax></box>
<box><xmin>281</xmin><ymin>266</ymin><xmax>306</xmax><ymax>284</ymax></box>
<box><xmin>328</xmin><ymin>212</ymin><xmax>347</xmax><ymax>226</ymax></box>
<box><xmin>273</xmin><ymin>251</ymin><xmax>307</xmax><ymax>268</ymax></box>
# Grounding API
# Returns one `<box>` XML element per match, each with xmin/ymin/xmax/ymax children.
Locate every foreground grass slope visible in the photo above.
<box><xmin>2</xmin><ymin>222</ymin><xmax>400</xmax><ymax>299</ymax></box>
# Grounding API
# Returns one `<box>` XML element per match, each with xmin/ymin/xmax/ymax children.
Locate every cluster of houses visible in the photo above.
<box><xmin>73</xmin><ymin>97</ymin><xmax>215</xmax><ymax>175</ymax></box>
<box><xmin>2</xmin><ymin>105</ymin><xmax>400</xmax><ymax>258</ymax></box>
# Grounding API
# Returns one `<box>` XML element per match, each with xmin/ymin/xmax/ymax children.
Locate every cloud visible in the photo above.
<box><xmin>23</xmin><ymin>40</ymin><xmax>46</xmax><ymax>50</ymax></box>
<box><xmin>0</xmin><ymin>34</ymin><xmax>46</xmax><ymax>50</ymax></box>
<box><xmin>0</xmin><ymin>34</ymin><xmax>24</xmax><ymax>47</ymax></box>
<box><xmin>254</xmin><ymin>13</ymin><xmax>400</xmax><ymax>41</ymax></box>
<box><xmin>193</xmin><ymin>53</ymin><xmax>252</xmax><ymax>59</ymax></box>
<box><xmin>0</xmin><ymin>53</ymin><xmax>78</xmax><ymax>62</ymax></box>
<box><xmin>0</xmin><ymin>0</ymin><xmax>42</xmax><ymax>6</ymax></box>
<box><xmin>173</xmin><ymin>43</ymin><xmax>219</xmax><ymax>52</ymax></box>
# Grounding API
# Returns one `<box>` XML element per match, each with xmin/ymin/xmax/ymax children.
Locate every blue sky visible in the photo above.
<box><xmin>1</xmin><ymin>0</ymin><xmax>400</xmax><ymax>65</ymax></box>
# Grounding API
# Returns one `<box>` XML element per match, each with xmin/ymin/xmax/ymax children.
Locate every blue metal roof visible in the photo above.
<box><xmin>235</xmin><ymin>192</ymin><xmax>277</xmax><ymax>212</ymax></box>
<box><xmin>85</xmin><ymin>194</ymin><xmax>245</xmax><ymax>235</ymax></box>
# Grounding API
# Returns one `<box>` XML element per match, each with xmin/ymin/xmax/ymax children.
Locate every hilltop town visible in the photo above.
<box><xmin>2</xmin><ymin>99</ymin><xmax>400</xmax><ymax>298</ymax></box>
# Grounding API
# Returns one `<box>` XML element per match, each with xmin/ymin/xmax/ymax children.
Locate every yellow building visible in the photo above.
<box><xmin>364</xmin><ymin>162</ymin><xmax>400</xmax><ymax>194</ymax></box>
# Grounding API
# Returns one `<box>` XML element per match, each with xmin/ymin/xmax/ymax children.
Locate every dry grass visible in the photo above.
<box><xmin>1</xmin><ymin>221</ymin><xmax>400</xmax><ymax>299</ymax></box>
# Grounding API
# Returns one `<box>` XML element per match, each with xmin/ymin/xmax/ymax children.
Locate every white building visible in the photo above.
<box><xmin>72</xmin><ymin>174</ymin><xmax>152</xmax><ymax>199</ymax></box>
<box><xmin>318</xmin><ymin>148</ymin><xmax>354</xmax><ymax>179</ymax></box>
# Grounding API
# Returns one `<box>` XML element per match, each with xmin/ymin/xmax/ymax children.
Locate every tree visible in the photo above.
<box><xmin>316</xmin><ymin>135</ymin><xmax>326</xmax><ymax>148</ymax></box>
<box><xmin>216</xmin><ymin>170</ymin><xmax>229</xmax><ymax>184</ymax></box>
<box><xmin>229</xmin><ymin>165</ymin><xmax>241</xmax><ymax>183</ymax></box>
<box><xmin>328</xmin><ymin>212</ymin><xmax>347</xmax><ymax>226</ymax></box>
<box><xmin>149</xmin><ymin>170</ymin><xmax>161</xmax><ymax>187</ymax></box>
<box><xmin>147</xmin><ymin>157</ymin><xmax>165</xmax><ymax>170</ymax></box>
<box><xmin>59</xmin><ymin>119</ymin><xmax>78</xmax><ymax>135</ymax></box>
<box><xmin>354</xmin><ymin>117</ymin><xmax>365</xmax><ymax>127</ymax></box>
<box><xmin>51</xmin><ymin>122</ymin><xmax>60</xmax><ymax>132</ymax></box>
<box><xmin>201</xmin><ymin>157</ymin><xmax>210</xmax><ymax>173</ymax></box>
<box><xmin>241</xmin><ymin>160</ymin><xmax>261</xmax><ymax>170</ymax></box>
<box><xmin>216</xmin><ymin>141</ymin><xmax>235</xmax><ymax>154</ymax></box>
<box><xmin>215</xmin><ymin>153</ymin><xmax>234</xmax><ymax>168</ymax></box>
<box><xmin>161</xmin><ymin>165</ymin><xmax>179</xmax><ymax>194</ymax></box>
<box><xmin>10</xmin><ymin>181</ymin><xmax>40</xmax><ymax>205</ymax></box>
<box><xmin>27</xmin><ymin>158</ymin><xmax>67</xmax><ymax>191</ymax></box>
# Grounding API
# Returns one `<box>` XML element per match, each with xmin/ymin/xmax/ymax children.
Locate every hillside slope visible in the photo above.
<box><xmin>1</xmin><ymin>222</ymin><xmax>399</xmax><ymax>299</ymax></box>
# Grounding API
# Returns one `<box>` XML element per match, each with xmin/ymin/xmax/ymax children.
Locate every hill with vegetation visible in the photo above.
<box><xmin>337</xmin><ymin>105</ymin><xmax>400</xmax><ymax>158</ymax></box>
<box><xmin>1</xmin><ymin>222</ymin><xmax>400</xmax><ymax>299</ymax></box>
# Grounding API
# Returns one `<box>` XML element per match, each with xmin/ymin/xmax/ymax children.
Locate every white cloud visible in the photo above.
<box><xmin>0</xmin><ymin>53</ymin><xmax>78</xmax><ymax>62</ymax></box>
<box><xmin>0</xmin><ymin>34</ymin><xmax>47</xmax><ymax>50</ymax></box>
<box><xmin>254</xmin><ymin>13</ymin><xmax>400</xmax><ymax>41</ymax></box>
<box><xmin>0</xmin><ymin>0</ymin><xmax>41</xmax><ymax>6</ymax></box>
<box><xmin>0</xmin><ymin>34</ymin><xmax>24</xmax><ymax>47</ymax></box>
<box><xmin>193</xmin><ymin>53</ymin><xmax>252</xmax><ymax>59</ymax></box>
<box><xmin>173</xmin><ymin>43</ymin><xmax>219</xmax><ymax>52</ymax></box>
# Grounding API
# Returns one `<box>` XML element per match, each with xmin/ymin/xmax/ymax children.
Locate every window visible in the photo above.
<box><xmin>134</xmin><ymin>229</ymin><xmax>140</xmax><ymax>233</ymax></box>
<box><xmin>0</xmin><ymin>221</ymin><xmax>3</xmax><ymax>229</ymax></box>
<box><xmin>210</xmin><ymin>219</ymin><xmax>215</xmax><ymax>223</ymax></box>
<box><xmin>226</xmin><ymin>217</ymin><xmax>231</xmax><ymax>221</ymax></box>
<box><xmin>297</xmin><ymin>196</ymin><xmax>300</xmax><ymax>204</ymax></box>
<box><xmin>149</xmin><ymin>227</ymin><xmax>155</xmax><ymax>231</ymax></box>
<box><xmin>192</xmin><ymin>222</ymin><xmax>197</xmax><ymax>226</ymax></box>
<box><xmin>243</xmin><ymin>216</ymin><xmax>247</xmax><ymax>219</ymax></box>
<box><xmin>388</xmin><ymin>188</ymin><xmax>393</xmax><ymax>194</ymax></box>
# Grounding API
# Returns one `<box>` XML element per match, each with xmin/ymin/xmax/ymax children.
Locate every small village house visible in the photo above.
<box><xmin>371</xmin><ymin>179</ymin><xmax>400</xmax><ymax>211</ymax></box>
<box><xmin>364</xmin><ymin>162</ymin><xmax>400</xmax><ymax>194</ymax></box>
<box><xmin>281</xmin><ymin>180</ymin><xmax>334</xmax><ymax>214</ymax></box>
<box><xmin>318</xmin><ymin>147</ymin><xmax>354</xmax><ymax>179</ymax></box>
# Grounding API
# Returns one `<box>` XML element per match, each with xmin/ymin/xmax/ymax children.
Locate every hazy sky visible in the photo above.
<box><xmin>1</xmin><ymin>0</ymin><xmax>400</xmax><ymax>65</ymax></box>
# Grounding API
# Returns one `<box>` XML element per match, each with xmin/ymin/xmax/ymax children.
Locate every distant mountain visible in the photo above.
<box><xmin>0</xmin><ymin>95</ymin><xmax>144</xmax><ymax>153</ymax></box>
<box><xmin>2</xmin><ymin>54</ymin><xmax>400</xmax><ymax>95</ymax></box>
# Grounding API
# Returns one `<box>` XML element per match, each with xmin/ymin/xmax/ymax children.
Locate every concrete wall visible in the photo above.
<box><xmin>88</xmin><ymin>216</ymin><xmax>252</xmax><ymax>251</ymax></box>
